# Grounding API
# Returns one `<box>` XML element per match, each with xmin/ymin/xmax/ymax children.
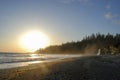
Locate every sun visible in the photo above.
<box><xmin>19</xmin><ymin>31</ymin><xmax>50</xmax><ymax>52</ymax></box>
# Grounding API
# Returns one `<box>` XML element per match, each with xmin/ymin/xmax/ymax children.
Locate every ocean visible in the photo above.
<box><xmin>0</xmin><ymin>52</ymin><xmax>81</xmax><ymax>69</ymax></box>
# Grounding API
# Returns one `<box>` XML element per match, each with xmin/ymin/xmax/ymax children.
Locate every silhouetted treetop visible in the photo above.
<box><xmin>36</xmin><ymin>33</ymin><xmax>120</xmax><ymax>55</ymax></box>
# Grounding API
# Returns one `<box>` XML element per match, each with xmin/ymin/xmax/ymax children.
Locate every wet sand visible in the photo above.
<box><xmin>0</xmin><ymin>55</ymin><xmax>120</xmax><ymax>80</ymax></box>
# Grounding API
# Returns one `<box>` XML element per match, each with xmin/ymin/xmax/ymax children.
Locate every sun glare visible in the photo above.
<box><xmin>19</xmin><ymin>31</ymin><xmax>50</xmax><ymax>52</ymax></box>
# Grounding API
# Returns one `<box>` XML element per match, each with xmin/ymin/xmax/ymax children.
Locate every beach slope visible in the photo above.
<box><xmin>0</xmin><ymin>55</ymin><xmax>120</xmax><ymax>80</ymax></box>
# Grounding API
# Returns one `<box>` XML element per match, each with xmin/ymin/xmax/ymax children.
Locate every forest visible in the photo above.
<box><xmin>36</xmin><ymin>33</ymin><xmax>120</xmax><ymax>55</ymax></box>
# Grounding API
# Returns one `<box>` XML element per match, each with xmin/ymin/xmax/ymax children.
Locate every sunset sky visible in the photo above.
<box><xmin>0</xmin><ymin>0</ymin><xmax>120</xmax><ymax>52</ymax></box>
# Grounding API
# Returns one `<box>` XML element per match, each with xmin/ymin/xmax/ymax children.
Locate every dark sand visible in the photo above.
<box><xmin>0</xmin><ymin>55</ymin><xmax>120</xmax><ymax>80</ymax></box>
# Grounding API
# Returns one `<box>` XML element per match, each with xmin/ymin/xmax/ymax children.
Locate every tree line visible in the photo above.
<box><xmin>36</xmin><ymin>33</ymin><xmax>120</xmax><ymax>55</ymax></box>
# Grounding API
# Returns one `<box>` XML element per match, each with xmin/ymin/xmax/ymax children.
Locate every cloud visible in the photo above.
<box><xmin>60</xmin><ymin>0</ymin><xmax>92</xmax><ymax>4</ymax></box>
<box><xmin>106</xmin><ymin>4</ymin><xmax>111</xmax><ymax>9</ymax></box>
<box><xmin>113</xmin><ymin>20</ymin><xmax>120</xmax><ymax>25</ymax></box>
<box><xmin>60</xmin><ymin>0</ymin><xmax>75</xmax><ymax>4</ymax></box>
<box><xmin>104</xmin><ymin>12</ymin><xmax>120</xmax><ymax>25</ymax></box>
<box><xmin>104</xmin><ymin>12</ymin><xmax>113</xmax><ymax>20</ymax></box>
<box><xmin>112</xmin><ymin>15</ymin><xmax>120</xmax><ymax>25</ymax></box>
<box><xmin>104</xmin><ymin>2</ymin><xmax>120</xmax><ymax>25</ymax></box>
<box><xmin>78</xmin><ymin>0</ymin><xmax>90</xmax><ymax>3</ymax></box>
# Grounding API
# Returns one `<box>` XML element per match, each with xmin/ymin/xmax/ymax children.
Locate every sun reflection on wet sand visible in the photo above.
<box><xmin>0</xmin><ymin>62</ymin><xmax>29</xmax><ymax>69</ymax></box>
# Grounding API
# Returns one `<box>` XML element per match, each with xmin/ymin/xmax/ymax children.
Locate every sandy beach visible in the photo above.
<box><xmin>0</xmin><ymin>55</ymin><xmax>120</xmax><ymax>80</ymax></box>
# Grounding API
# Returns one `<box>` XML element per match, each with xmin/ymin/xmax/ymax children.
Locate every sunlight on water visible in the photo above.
<box><xmin>30</xmin><ymin>54</ymin><xmax>39</xmax><ymax>59</ymax></box>
<box><xmin>0</xmin><ymin>53</ymin><xmax>82</xmax><ymax>69</ymax></box>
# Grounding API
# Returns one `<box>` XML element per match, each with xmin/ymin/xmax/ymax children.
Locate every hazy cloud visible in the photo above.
<box><xmin>60</xmin><ymin>0</ymin><xmax>75</xmax><ymax>4</ymax></box>
<box><xmin>104</xmin><ymin>2</ymin><xmax>120</xmax><ymax>25</ymax></box>
<box><xmin>113</xmin><ymin>20</ymin><xmax>120</xmax><ymax>25</ymax></box>
<box><xmin>60</xmin><ymin>0</ymin><xmax>92</xmax><ymax>4</ymax></box>
<box><xmin>78</xmin><ymin>0</ymin><xmax>90</xmax><ymax>3</ymax></box>
<box><xmin>104</xmin><ymin>12</ymin><xmax>120</xmax><ymax>25</ymax></box>
<box><xmin>113</xmin><ymin>15</ymin><xmax>120</xmax><ymax>25</ymax></box>
<box><xmin>106</xmin><ymin>4</ymin><xmax>111</xmax><ymax>9</ymax></box>
<box><xmin>104</xmin><ymin>12</ymin><xmax>113</xmax><ymax>20</ymax></box>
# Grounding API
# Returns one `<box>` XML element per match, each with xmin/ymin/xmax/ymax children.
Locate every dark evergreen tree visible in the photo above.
<box><xmin>36</xmin><ymin>33</ymin><xmax>120</xmax><ymax>55</ymax></box>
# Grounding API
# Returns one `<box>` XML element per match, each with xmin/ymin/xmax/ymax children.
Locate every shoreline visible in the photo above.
<box><xmin>0</xmin><ymin>55</ymin><xmax>120</xmax><ymax>80</ymax></box>
<box><xmin>0</xmin><ymin>58</ymin><xmax>76</xmax><ymax>80</ymax></box>
<box><xmin>0</xmin><ymin>53</ymin><xmax>82</xmax><ymax>69</ymax></box>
